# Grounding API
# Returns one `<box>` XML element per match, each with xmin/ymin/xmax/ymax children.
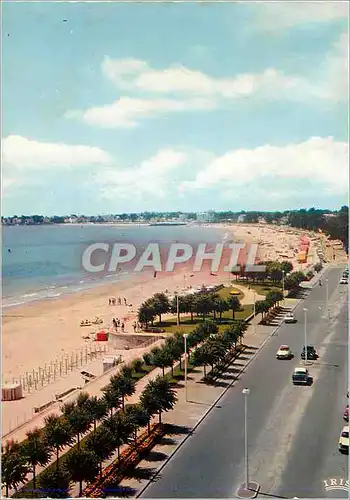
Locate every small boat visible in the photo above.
<box><xmin>80</xmin><ymin>320</ymin><xmax>92</xmax><ymax>327</ymax></box>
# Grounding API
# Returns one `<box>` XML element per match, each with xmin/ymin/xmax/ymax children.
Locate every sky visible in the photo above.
<box><xmin>2</xmin><ymin>1</ymin><xmax>349</xmax><ymax>216</ymax></box>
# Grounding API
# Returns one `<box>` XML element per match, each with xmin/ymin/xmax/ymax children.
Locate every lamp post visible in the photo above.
<box><xmin>253</xmin><ymin>290</ymin><xmax>256</xmax><ymax>335</ymax></box>
<box><xmin>282</xmin><ymin>270</ymin><xmax>285</xmax><ymax>301</ymax></box>
<box><xmin>175</xmin><ymin>290</ymin><xmax>179</xmax><ymax>326</ymax></box>
<box><xmin>303</xmin><ymin>307</ymin><xmax>308</xmax><ymax>365</ymax></box>
<box><xmin>325</xmin><ymin>278</ymin><xmax>329</xmax><ymax>319</ymax></box>
<box><xmin>184</xmin><ymin>333</ymin><xmax>189</xmax><ymax>402</ymax></box>
<box><xmin>242</xmin><ymin>388</ymin><xmax>250</xmax><ymax>489</ymax></box>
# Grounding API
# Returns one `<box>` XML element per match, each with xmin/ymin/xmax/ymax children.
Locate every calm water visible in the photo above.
<box><xmin>2</xmin><ymin>224</ymin><xmax>227</xmax><ymax>307</ymax></box>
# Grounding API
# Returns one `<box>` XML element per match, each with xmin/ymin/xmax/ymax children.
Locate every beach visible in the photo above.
<box><xmin>3</xmin><ymin>222</ymin><xmax>342</xmax><ymax>438</ymax></box>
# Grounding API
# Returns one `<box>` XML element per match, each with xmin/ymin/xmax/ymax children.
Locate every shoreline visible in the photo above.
<box><xmin>2</xmin><ymin>224</ymin><xmax>329</xmax><ymax>383</ymax></box>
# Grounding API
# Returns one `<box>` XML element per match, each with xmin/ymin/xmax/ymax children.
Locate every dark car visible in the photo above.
<box><xmin>301</xmin><ymin>345</ymin><xmax>318</xmax><ymax>360</ymax></box>
<box><xmin>292</xmin><ymin>367</ymin><xmax>312</xmax><ymax>385</ymax></box>
<box><xmin>344</xmin><ymin>406</ymin><xmax>349</xmax><ymax>422</ymax></box>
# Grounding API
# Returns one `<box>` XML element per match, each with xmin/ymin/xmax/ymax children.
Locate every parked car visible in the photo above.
<box><xmin>344</xmin><ymin>406</ymin><xmax>349</xmax><ymax>422</ymax></box>
<box><xmin>276</xmin><ymin>345</ymin><xmax>293</xmax><ymax>360</ymax></box>
<box><xmin>301</xmin><ymin>345</ymin><xmax>318</xmax><ymax>360</ymax></box>
<box><xmin>292</xmin><ymin>367</ymin><xmax>311</xmax><ymax>385</ymax></box>
<box><xmin>339</xmin><ymin>426</ymin><xmax>349</xmax><ymax>453</ymax></box>
<box><xmin>284</xmin><ymin>312</ymin><xmax>296</xmax><ymax>324</ymax></box>
<box><xmin>340</xmin><ymin>278</ymin><xmax>348</xmax><ymax>284</ymax></box>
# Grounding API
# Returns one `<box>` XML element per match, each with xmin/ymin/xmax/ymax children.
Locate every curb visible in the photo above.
<box><xmin>136</xmin><ymin>270</ymin><xmax>335</xmax><ymax>497</ymax></box>
<box><xmin>135</xmin><ymin>317</ymin><xmax>287</xmax><ymax>498</ymax></box>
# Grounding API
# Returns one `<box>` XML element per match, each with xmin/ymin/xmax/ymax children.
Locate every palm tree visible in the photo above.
<box><xmin>84</xmin><ymin>427</ymin><xmax>114</xmax><ymax>479</ymax></box>
<box><xmin>151</xmin><ymin>292</ymin><xmax>170</xmax><ymax>323</ymax></box>
<box><xmin>22</xmin><ymin>428</ymin><xmax>51</xmax><ymax>492</ymax></box>
<box><xmin>1</xmin><ymin>440</ymin><xmax>28</xmax><ymax>497</ymax></box>
<box><xmin>102</xmin><ymin>413</ymin><xmax>132</xmax><ymax>461</ymax></box>
<box><xmin>85</xmin><ymin>396</ymin><xmax>108</xmax><ymax>434</ymax></box>
<box><xmin>138</xmin><ymin>302</ymin><xmax>156</xmax><ymax>327</ymax></box>
<box><xmin>194</xmin><ymin>294</ymin><xmax>214</xmax><ymax>319</ymax></box>
<box><xmin>183</xmin><ymin>294</ymin><xmax>196</xmax><ymax>322</ymax></box>
<box><xmin>191</xmin><ymin>344</ymin><xmax>212</xmax><ymax>378</ymax></box>
<box><xmin>37</xmin><ymin>467</ymin><xmax>70</xmax><ymax>499</ymax></box>
<box><xmin>61</xmin><ymin>402</ymin><xmax>91</xmax><ymax>450</ymax></box>
<box><xmin>227</xmin><ymin>295</ymin><xmax>241</xmax><ymax>320</ymax></box>
<box><xmin>140</xmin><ymin>376</ymin><xmax>177</xmax><ymax>424</ymax></box>
<box><xmin>120</xmin><ymin>364</ymin><xmax>133</xmax><ymax>379</ymax></box>
<box><xmin>165</xmin><ymin>335</ymin><xmax>184</xmax><ymax>371</ymax></box>
<box><xmin>76</xmin><ymin>392</ymin><xmax>90</xmax><ymax>410</ymax></box>
<box><xmin>63</xmin><ymin>448</ymin><xmax>99</xmax><ymax>497</ymax></box>
<box><xmin>150</xmin><ymin>347</ymin><xmax>173</xmax><ymax>376</ymax></box>
<box><xmin>102</xmin><ymin>385</ymin><xmax>122</xmax><ymax>417</ymax></box>
<box><xmin>214</xmin><ymin>298</ymin><xmax>229</xmax><ymax>321</ymax></box>
<box><xmin>124</xmin><ymin>404</ymin><xmax>149</xmax><ymax>444</ymax></box>
<box><xmin>110</xmin><ymin>374</ymin><xmax>136</xmax><ymax>410</ymax></box>
<box><xmin>43</xmin><ymin>415</ymin><xmax>72</xmax><ymax>472</ymax></box>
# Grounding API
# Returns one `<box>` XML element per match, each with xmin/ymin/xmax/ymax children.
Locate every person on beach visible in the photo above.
<box><xmin>133</xmin><ymin>322</ymin><xmax>136</xmax><ymax>332</ymax></box>
<box><xmin>109</xmin><ymin>298</ymin><xmax>111</xmax><ymax>306</ymax></box>
<box><xmin>118</xmin><ymin>297</ymin><xmax>121</xmax><ymax>305</ymax></box>
<box><xmin>124</xmin><ymin>297</ymin><xmax>127</xmax><ymax>305</ymax></box>
<box><xmin>121</xmin><ymin>322</ymin><xmax>125</xmax><ymax>332</ymax></box>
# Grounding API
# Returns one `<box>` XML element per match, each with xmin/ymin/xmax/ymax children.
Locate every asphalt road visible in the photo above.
<box><xmin>141</xmin><ymin>266</ymin><xmax>348</xmax><ymax>499</ymax></box>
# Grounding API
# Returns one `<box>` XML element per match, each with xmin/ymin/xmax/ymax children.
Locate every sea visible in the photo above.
<box><xmin>2</xmin><ymin>224</ymin><xmax>229</xmax><ymax>308</ymax></box>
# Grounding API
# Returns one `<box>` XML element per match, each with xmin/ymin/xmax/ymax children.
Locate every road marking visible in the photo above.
<box><xmin>231</xmin><ymin>292</ymin><xmax>347</xmax><ymax>497</ymax></box>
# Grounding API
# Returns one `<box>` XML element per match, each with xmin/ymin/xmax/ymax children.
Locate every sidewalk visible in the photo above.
<box><xmin>111</xmin><ymin>302</ymin><xmax>299</xmax><ymax>498</ymax></box>
<box><xmin>10</xmin><ymin>297</ymin><xmax>299</xmax><ymax>498</ymax></box>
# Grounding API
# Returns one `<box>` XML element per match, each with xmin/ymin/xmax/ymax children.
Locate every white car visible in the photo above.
<box><xmin>340</xmin><ymin>278</ymin><xmax>348</xmax><ymax>284</ymax></box>
<box><xmin>339</xmin><ymin>425</ymin><xmax>349</xmax><ymax>453</ymax></box>
<box><xmin>276</xmin><ymin>345</ymin><xmax>292</xmax><ymax>360</ymax></box>
<box><xmin>284</xmin><ymin>312</ymin><xmax>296</xmax><ymax>323</ymax></box>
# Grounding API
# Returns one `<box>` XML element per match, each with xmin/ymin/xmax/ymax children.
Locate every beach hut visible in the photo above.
<box><xmin>2</xmin><ymin>383</ymin><xmax>23</xmax><ymax>401</ymax></box>
<box><xmin>96</xmin><ymin>331</ymin><xmax>108</xmax><ymax>342</ymax></box>
<box><xmin>103</xmin><ymin>355</ymin><xmax>122</xmax><ymax>372</ymax></box>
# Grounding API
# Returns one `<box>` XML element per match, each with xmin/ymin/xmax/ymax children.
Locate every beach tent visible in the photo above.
<box><xmin>2</xmin><ymin>383</ymin><xmax>23</xmax><ymax>401</ymax></box>
<box><xmin>96</xmin><ymin>331</ymin><xmax>108</xmax><ymax>341</ymax></box>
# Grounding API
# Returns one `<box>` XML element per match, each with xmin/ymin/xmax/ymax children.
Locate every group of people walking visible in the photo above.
<box><xmin>108</xmin><ymin>296</ymin><xmax>128</xmax><ymax>306</ymax></box>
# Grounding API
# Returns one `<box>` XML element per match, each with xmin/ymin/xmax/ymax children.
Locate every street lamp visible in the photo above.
<box><xmin>325</xmin><ymin>278</ymin><xmax>329</xmax><ymax>319</ymax></box>
<box><xmin>253</xmin><ymin>290</ymin><xmax>256</xmax><ymax>335</ymax></box>
<box><xmin>242</xmin><ymin>388</ymin><xmax>250</xmax><ymax>490</ymax></box>
<box><xmin>282</xmin><ymin>270</ymin><xmax>285</xmax><ymax>300</ymax></box>
<box><xmin>183</xmin><ymin>333</ymin><xmax>189</xmax><ymax>402</ymax></box>
<box><xmin>303</xmin><ymin>307</ymin><xmax>308</xmax><ymax>365</ymax></box>
<box><xmin>175</xmin><ymin>290</ymin><xmax>179</xmax><ymax>326</ymax></box>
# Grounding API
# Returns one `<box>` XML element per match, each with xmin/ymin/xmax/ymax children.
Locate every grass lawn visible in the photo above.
<box><xmin>156</xmin><ymin>304</ymin><xmax>254</xmax><ymax>334</ymax></box>
<box><xmin>217</xmin><ymin>286</ymin><xmax>245</xmax><ymax>301</ymax></box>
<box><xmin>232</xmin><ymin>281</ymin><xmax>282</xmax><ymax>297</ymax></box>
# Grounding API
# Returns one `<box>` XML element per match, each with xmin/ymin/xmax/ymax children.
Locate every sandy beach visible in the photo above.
<box><xmin>3</xmin><ymin>223</ymin><xmax>340</xmax><ymax>438</ymax></box>
<box><xmin>2</xmin><ymin>223</ymin><xmax>318</xmax><ymax>382</ymax></box>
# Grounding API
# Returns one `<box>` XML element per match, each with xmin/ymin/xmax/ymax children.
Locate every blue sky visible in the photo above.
<box><xmin>2</xmin><ymin>1</ymin><xmax>349</xmax><ymax>216</ymax></box>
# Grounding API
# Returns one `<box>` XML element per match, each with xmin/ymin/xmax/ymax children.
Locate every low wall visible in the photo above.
<box><xmin>109</xmin><ymin>334</ymin><xmax>164</xmax><ymax>350</ymax></box>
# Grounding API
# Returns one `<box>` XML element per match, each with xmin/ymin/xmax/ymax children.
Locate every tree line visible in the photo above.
<box><xmin>2</xmin><ymin>369</ymin><xmax>176</xmax><ymax>498</ymax></box>
<box><xmin>2</xmin><ymin>315</ymin><xmax>252</xmax><ymax>498</ymax></box>
<box><xmin>138</xmin><ymin>290</ymin><xmax>243</xmax><ymax>327</ymax></box>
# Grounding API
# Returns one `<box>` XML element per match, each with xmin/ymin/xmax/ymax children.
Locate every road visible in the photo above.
<box><xmin>141</xmin><ymin>266</ymin><xmax>348</xmax><ymax>499</ymax></box>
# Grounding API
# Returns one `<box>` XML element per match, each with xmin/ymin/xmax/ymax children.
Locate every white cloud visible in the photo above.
<box><xmin>96</xmin><ymin>148</ymin><xmax>189</xmax><ymax>200</ymax></box>
<box><xmin>68</xmin><ymin>40</ymin><xmax>348</xmax><ymax>129</ymax></box>
<box><xmin>2</xmin><ymin>135</ymin><xmax>112</xmax><ymax>169</ymax></box>
<box><xmin>322</xmin><ymin>31</ymin><xmax>349</xmax><ymax>101</ymax></box>
<box><xmin>179</xmin><ymin>137</ymin><xmax>349</xmax><ymax>196</ymax></box>
<box><xmin>101</xmin><ymin>56</ymin><xmax>310</xmax><ymax>100</ymax></box>
<box><xmin>66</xmin><ymin>96</ymin><xmax>215</xmax><ymax>128</ymax></box>
<box><xmin>252</xmin><ymin>2</ymin><xmax>348</xmax><ymax>31</ymax></box>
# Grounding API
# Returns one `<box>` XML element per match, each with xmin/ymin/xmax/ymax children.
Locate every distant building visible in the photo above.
<box><xmin>179</xmin><ymin>213</ymin><xmax>188</xmax><ymax>221</ymax></box>
<box><xmin>196</xmin><ymin>211</ymin><xmax>215</xmax><ymax>223</ymax></box>
<box><xmin>237</xmin><ymin>214</ymin><xmax>246</xmax><ymax>223</ymax></box>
